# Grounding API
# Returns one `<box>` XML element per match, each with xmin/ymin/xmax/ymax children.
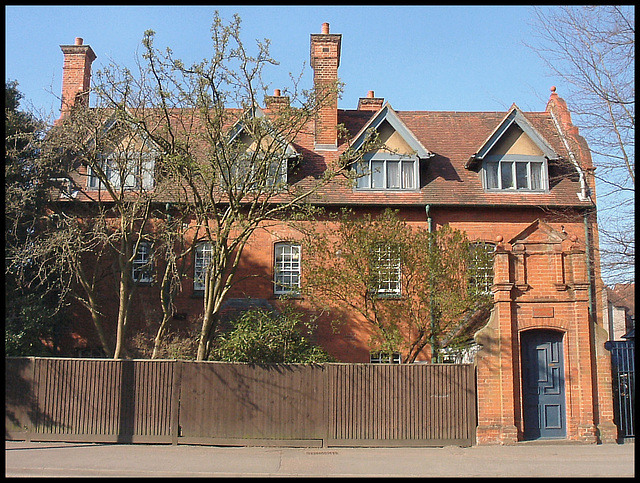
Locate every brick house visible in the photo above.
<box><xmin>52</xmin><ymin>23</ymin><xmax>616</xmax><ymax>444</ymax></box>
<box><xmin>605</xmin><ymin>283</ymin><xmax>635</xmax><ymax>341</ymax></box>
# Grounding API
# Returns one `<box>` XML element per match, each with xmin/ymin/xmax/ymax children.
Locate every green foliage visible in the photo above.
<box><xmin>5</xmin><ymin>284</ymin><xmax>68</xmax><ymax>357</ymax></box>
<box><xmin>303</xmin><ymin>208</ymin><xmax>493</xmax><ymax>363</ymax></box>
<box><xmin>211</xmin><ymin>306</ymin><xmax>334</xmax><ymax>364</ymax></box>
<box><xmin>5</xmin><ymin>81</ymin><xmax>69</xmax><ymax>356</ymax></box>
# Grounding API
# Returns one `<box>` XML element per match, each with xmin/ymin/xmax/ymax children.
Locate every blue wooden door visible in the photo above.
<box><xmin>521</xmin><ymin>330</ymin><xmax>566</xmax><ymax>439</ymax></box>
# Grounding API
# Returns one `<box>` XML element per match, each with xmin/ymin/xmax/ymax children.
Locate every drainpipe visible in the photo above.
<box><xmin>584</xmin><ymin>210</ymin><xmax>595</xmax><ymax>323</ymax></box>
<box><xmin>426</xmin><ymin>205</ymin><xmax>437</xmax><ymax>362</ymax></box>
<box><xmin>549</xmin><ymin>109</ymin><xmax>598</xmax><ymax>322</ymax></box>
<box><xmin>549</xmin><ymin>110</ymin><xmax>590</xmax><ymax>202</ymax></box>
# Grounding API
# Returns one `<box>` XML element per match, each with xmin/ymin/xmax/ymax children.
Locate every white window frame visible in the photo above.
<box><xmin>274</xmin><ymin>242</ymin><xmax>301</xmax><ymax>295</ymax></box>
<box><xmin>88</xmin><ymin>152</ymin><xmax>155</xmax><ymax>191</ymax></box>
<box><xmin>370</xmin><ymin>352</ymin><xmax>402</xmax><ymax>364</ymax></box>
<box><xmin>483</xmin><ymin>154</ymin><xmax>547</xmax><ymax>192</ymax></box>
<box><xmin>194</xmin><ymin>242</ymin><xmax>213</xmax><ymax>292</ymax></box>
<box><xmin>355</xmin><ymin>153</ymin><xmax>418</xmax><ymax>191</ymax></box>
<box><xmin>469</xmin><ymin>242</ymin><xmax>495</xmax><ymax>296</ymax></box>
<box><xmin>132</xmin><ymin>241</ymin><xmax>153</xmax><ymax>284</ymax></box>
<box><xmin>371</xmin><ymin>244</ymin><xmax>402</xmax><ymax>296</ymax></box>
<box><xmin>222</xmin><ymin>153</ymin><xmax>288</xmax><ymax>192</ymax></box>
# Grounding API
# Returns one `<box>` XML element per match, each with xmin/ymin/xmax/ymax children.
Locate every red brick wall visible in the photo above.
<box><xmin>474</xmin><ymin>223</ymin><xmax>617</xmax><ymax>444</ymax></box>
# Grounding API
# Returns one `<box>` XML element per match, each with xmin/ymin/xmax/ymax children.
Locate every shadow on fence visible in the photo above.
<box><xmin>5</xmin><ymin>358</ymin><xmax>477</xmax><ymax>447</ymax></box>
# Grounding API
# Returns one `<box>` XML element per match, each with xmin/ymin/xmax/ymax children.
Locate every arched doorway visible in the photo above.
<box><xmin>520</xmin><ymin>329</ymin><xmax>567</xmax><ymax>440</ymax></box>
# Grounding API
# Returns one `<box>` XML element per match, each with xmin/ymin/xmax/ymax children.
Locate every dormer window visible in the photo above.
<box><xmin>483</xmin><ymin>155</ymin><xmax>547</xmax><ymax>192</ymax></box>
<box><xmin>221</xmin><ymin>153</ymin><xmax>288</xmax><ymax>192</ymax></box>
<box><xmin>348</xmin><ymin>104</ymin><xmax>432</xmax><ymax>192</ymax></box>
<box><xmin>468</xmin><ymin>106</ymin><xmax>558</xmax><ymax>194</ymax></box>
<box><xmin>88</xmin><ymin>152</ymin><xmax>155</xmax><ymax>191</ymax></box>
<box><xmin>355</xmin><ymin>154</ymin><xmax>418</xmax><ymax>191</ymax></box>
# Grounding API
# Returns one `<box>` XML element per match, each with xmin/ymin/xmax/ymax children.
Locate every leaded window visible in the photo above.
<box><xmin>274</xmin><ymin>242</ymin><xmax>301</xmax><ymax>295</ymax></box>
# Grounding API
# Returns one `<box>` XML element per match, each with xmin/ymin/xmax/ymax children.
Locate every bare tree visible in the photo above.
<box><xmin>40</xmin><ymin>104</ymin><xmax>159</xmax><ymax>358</ymax></box>
<box><xmin>58</xmin><ymin>12</ymin><xmax>376</xmax><ymax>361</ymax></box>
<box><xmin>529</xmin><ymin>6</ymin><xmax>634</xmax><ymax>284</ymax></box>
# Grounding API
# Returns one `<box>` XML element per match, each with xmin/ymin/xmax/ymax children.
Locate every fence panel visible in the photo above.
<box><xmin>178</xmin><ymin>362</ymin><xmax>326</xmax><ymax>445</ymax></box>
<box><xmin>327</xmin><ymin>363</ymin><xmax>476</xmax><ymax>446</ymax></box>
<box><xmin>5</xmin><ymin>358</ymin><xmax>175</xmax><ymax>443</ymax></box>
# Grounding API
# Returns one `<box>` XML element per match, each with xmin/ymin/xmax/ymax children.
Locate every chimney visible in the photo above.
<box><xmin>264</xmin><ymin>88</ymin><xmax>290</xmax><ymax>111</ymax></box>
<box><xmin>310</xmin><ymin>22</ymin><xmax>341</xmax><ymax>150</ymax></box>
<box><xmin>358</xmin><ymin>90</ymin><xmax>384</xmax><ymax>111</ymax></box>
<box><xmin>58</xmin><ymin>37</ymin><xmax>96</xmax><ymax>121</ymax></box>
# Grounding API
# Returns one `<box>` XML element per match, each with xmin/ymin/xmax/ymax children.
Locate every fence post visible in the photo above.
<box><xmin>26</xmin><ymin>357</ymin><xmax>36</xmax><ymax>442</ymax></box>
<box><xmin>170</xmin><ymin>360</ymin><xmax>182</xmax><ymax>446</ymax></box>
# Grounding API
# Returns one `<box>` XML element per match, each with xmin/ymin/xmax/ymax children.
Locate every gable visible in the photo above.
<box><xmin>374</xmin><ymin>119</ymin><xmax>414</xmax><ymax>155</ymax></box>
<box><xmin>228</xmin><ymin>105</ymin><xmax>299</xmax><ymax>161</ymax></box>
<box><xmin>465</xmin><ymin>106</ymin><xmax>559</xmax><ymax>169</ymax></box>
<box><xmin>508</xmin><ymin>219</ymin><xmax>567</xmax><ymax>246</ymax></box>
<box><xmin>489</xmin><ymin>124</ymin><xmax>544</xmax><ymax>157</ymax></box>
<box><xmin>349</xmin><ymin>103</ymin><xmax>432</xmax><ymax>160</ymax></box>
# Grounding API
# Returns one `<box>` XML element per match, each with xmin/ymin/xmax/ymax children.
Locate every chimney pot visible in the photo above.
<box><xmin>274</xmin><ymin>89</ymin><xmax>281</xmax><ymax>97</ymax></box>
<box><xmin>321</xmin><ymin>22</ymin><xmax>330</xmax><ymax>34</ymax></box>
<box><xmin>75</xmin><ymin>37</ymin><xmax>83</xmax><ymax>46</ymax></box>
<box><xmin>358</xmin><ymin>91</ymin><xmax>384</xmax><ymax>111</ymax></box>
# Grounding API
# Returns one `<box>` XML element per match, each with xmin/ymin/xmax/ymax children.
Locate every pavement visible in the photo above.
<box><xmin>4</xmin><ymin>439</ymin><xmax>635</xmax><ymax>477</ymax></box>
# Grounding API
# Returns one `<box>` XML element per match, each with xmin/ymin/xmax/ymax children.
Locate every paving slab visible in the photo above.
<box><xmin>4</xmin><ymin>440</ymin><xmax>635</xmax><ymax>477</ymax></box>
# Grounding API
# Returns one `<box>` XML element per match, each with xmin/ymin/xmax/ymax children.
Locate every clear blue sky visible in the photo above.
<box><xmin>6</xmin><ymin>5</ymin><xmax>566</xmax><ymax>120</ymax></box>
<box><xmin>4</xmin><ymin>6</ymin><xmax>634</xmax><ymax>284</ymax></box>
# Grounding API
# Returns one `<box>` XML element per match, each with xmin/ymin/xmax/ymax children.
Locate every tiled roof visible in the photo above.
<box><xmin>294</xmin><ymin>108</ymin><xmax>593</xmax><ymax>208</ymax></box>
<box><xmin>67</xmin><ymin>105</ymin><xmax>594</xmax><ymax>209</ymax></box>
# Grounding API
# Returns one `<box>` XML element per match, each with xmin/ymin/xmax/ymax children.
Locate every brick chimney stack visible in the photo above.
<box><xmin>58</xmin><ymin>37</ymin><xmax>96</xmax><ymax>121</ymax></box>
<box><xmin>264</xmin><ymin>88</ymin><xmax>290</xmax><ymax>111</ymax></box>
<box><xmin>310</xmin><ymin>22</ymin><xmax>341</xmax><ymax>150</ymax></box>
<box><xmin>358</xmin><ymin>90</ymin><xmax>384</xmax><ymax>111</ymax></box>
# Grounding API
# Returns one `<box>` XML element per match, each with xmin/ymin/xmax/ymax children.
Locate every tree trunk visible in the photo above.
<box><xmin>113</xmin><ymin>272</ymin><xmax>132</xmax><ymax>359</ymax></box>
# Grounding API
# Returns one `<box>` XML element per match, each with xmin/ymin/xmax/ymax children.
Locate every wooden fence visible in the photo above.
<box><xmin>5</xmin><ymin>358</ymin><xmax>477</xmax><ymax>447</ymax></box>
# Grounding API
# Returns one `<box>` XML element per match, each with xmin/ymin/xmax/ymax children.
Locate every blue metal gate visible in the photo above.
<box><xmin>606</xmin><ymin>340</ymin><xmax>635</xmax><ymax>439</ymax></box>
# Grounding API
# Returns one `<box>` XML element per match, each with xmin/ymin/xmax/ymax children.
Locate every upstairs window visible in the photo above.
<box><xmin>274</xmin><ymin>242</ymin><xmax>301</xmax><ymax>295</ymax></box>
<box><xmin>88</xmin><ymin>152</ymin><xmax>155</xmax><ymax>191</ymax></box>
<box><xmin>221</xmin><ymin>154</ymin><xmax>288</xmax><ymax>192</ymax></box>
<box><xmin>132</xmin><ymin>241</ymin><xmax>153</xmax><ymax>284</ymax></box>
<box><xmin>355</xmin><ymin>154</ymin><xmax>418</xmax><ymax>191</ymax></box>
<box><xmin>483</xmin><ymin>155</ymin><xmax>547</xmax><ymax>192</ymax></box>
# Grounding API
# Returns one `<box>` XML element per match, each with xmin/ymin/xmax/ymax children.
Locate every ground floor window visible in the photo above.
<box><xmin>132</xmin><ymin>241</ymin><xmax>153</xmax><ymax>284</ymax></box>
<box><xmin>194</xmin><ymin>242</ymin><xmax>213</xmax><ymax>292</ymax></box>
<box><xmin>370</xmin><ymin>352</ymin><xmax>402</xmax><ymax>364</ymax></box>
<box><xmin>274</xmin><ymin>242</ymin><xmax>301</xmax><ymax>295</ymax></box>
